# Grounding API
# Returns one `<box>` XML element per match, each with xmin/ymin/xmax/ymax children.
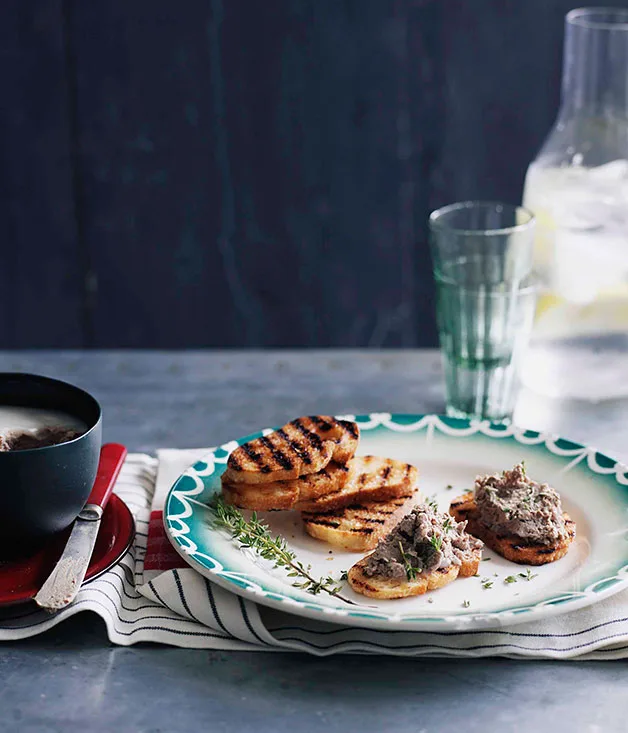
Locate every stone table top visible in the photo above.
<box><xmin>0</xmin><ymin>350</ymin><xmax>626</xmax><ymax>733</ymax></box>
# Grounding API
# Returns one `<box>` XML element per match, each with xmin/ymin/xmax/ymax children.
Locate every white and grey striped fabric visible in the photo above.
<box><xmin>1</xmin><ymin>453</ymin><xmax>627</xmax><ymax>659</ymax></box>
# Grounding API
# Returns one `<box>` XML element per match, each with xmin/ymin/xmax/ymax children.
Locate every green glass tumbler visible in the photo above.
<box><xmin>429</xmin><ymin>201</ymin><xmax>536</xmax><ymax>423</ymax></box>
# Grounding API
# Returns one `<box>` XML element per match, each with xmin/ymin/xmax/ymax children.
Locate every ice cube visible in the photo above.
<box><xmin>587</xmin><ymin>159</ymin><xmax>628</xmax><ymax>181</ymax></box>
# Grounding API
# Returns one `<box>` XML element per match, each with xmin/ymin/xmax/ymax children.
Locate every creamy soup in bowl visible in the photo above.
<box><xmin>0</xmin><ymin>373</ymin><xmax>102</xmax><ymax>556</ymax></box>
<box><xmin>0</xmin><ymin>406</ymin><xmax>88</xmax><ymax>451</ymax></box>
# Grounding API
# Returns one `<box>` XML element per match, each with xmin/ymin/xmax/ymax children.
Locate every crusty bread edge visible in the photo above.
<box><xmin>296</xmin><ymin>463</ymin><xmax>419</xmax><ymax>513</ymax></box>
<box><xmin>221</xmin><ymin>480</ymin><xmax>297</xmax><ymax>511</ymax></box>
<box><xmin>301</xmin><ymin>493</ymin><xmax>418</xmax><ymax>551</ymax></box>
<box><xmin>347</xmin><ymin>562</ymin><xmax>458</xmax><ymax>599</ymax></box>
<box><xmin>347</xmin><ymin>548</ymin><xmax>481</xmax><ymax>600</ymax></box>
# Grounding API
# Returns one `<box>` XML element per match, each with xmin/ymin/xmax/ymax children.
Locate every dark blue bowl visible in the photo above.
<box><xmin>0</xmin><ymin>373</ymin><xmax>102</xmax><ymax>556</ymax></box>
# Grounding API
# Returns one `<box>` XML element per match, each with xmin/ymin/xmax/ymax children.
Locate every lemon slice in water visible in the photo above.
<box><xmin>533</xmin><ymin>288</ymin><xmax>628</xmax><ymax>340</ymax></box>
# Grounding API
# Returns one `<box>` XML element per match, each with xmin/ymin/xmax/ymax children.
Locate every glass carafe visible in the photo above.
<box><xmin>522</xmin><ymin>8</ymin><xmax>628</xmax><ymax>400</ymax></box>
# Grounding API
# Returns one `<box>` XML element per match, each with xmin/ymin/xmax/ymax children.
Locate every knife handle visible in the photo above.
<box><xmin>86</xmin><ymin>443</ymin><xmax>128</xmax><ymax>509</ymax></box>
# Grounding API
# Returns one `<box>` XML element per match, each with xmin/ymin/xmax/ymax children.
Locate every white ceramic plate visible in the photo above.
<box><xmin>164</xmin><ymin>414</ymin><xmax>628</xmax><ymax>631</ymax></box>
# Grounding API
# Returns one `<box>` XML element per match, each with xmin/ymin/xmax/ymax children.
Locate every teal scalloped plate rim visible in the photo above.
<box><xmin>164</xmin><ymin>414</ymin><xmax>628</xmax><ymax>632</ymax></box>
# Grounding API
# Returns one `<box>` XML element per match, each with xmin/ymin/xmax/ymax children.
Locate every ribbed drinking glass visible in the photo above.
<box><xmin>429</xmin><ymin>201</ymin><xmax>537</xmax><ymax>422</ymax></box>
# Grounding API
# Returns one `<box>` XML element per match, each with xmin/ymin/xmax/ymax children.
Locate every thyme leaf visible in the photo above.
<box><xmin>209</xmin><ymin>495</ymin><xmax>360</xmax><ymax>605</ymax></box>
<box><xmin>398</xmin><ymin>541</ymin><xmax>418</xmax><ymax>581</ymax></box>
<box><xmin>518</xmin><ymin>568</ymin><xmax>538</xmax><ymax>582</ymax></box>
<box><xmin>426</xmin><ymin>496</ymin><xmax>439</xmax><ymax>511</ymax></box>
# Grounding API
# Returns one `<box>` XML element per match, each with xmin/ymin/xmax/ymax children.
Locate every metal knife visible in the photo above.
<box><xmin>34</xmin><ymin>443</ymin><xmax>128</xmax><ymax>612</ymax></box>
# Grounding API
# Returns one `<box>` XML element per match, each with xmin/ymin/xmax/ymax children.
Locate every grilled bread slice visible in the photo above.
<box><xmin>221</xmin><ymin>462</ymin><xmax>350</xmax><ymax>511</ymax></box>
<box><xmin>223</xmin><ymin>416</ymin><xmax>359</xmax><ymax>485</ymax></box>
<box><xmin>302</xmin><ymin>491</ymin><xmax>418</xmax><ymax>551</ymax></box>
<box><xmin>295</xmin><ymin>455</ymin><xmax>418</xmax><ymax>513</ymax></box>
<box><xmin>347</xmin><ymin>550</ymin><xmax>480</xmax><ymax>600</ymax></box>
<box><xmin>449</xmin><ymin>492</ymin><xmax>576</xmax><ymax>565</ymax></box>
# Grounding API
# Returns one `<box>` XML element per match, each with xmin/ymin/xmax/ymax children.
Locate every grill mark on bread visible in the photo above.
<box><xmin>275</xmin><ymin>427</ymin><xmax>312</xmax><ymax>466</ymax></box>
<box><xmin>391</xmin><ymin>496</ymin><xmax>412</xmax><ymax>505</ymax></box>
<box><xmin>228</xmin><ymin>455</ymin><xmax>243</xmax><ymax>471</ymax></box>
<box><xmin>305</xmin><ymin>517</ymin><xmax>342</xmax><ymax>528</ymax></box>
<box><xmin>291</xmin><ymin>419</ymin><xmax>323</xmax><ymax>460</ymax></box>
<box><xmin>240</xmin><ymin>443</ymin><xmax>260</xmax><ymax>460</ymax></box>
<box><xmin>304</xmin><ymin>499</ymin><xmax>411</xmax><ymax>527</ymax></box>
<box><xmin>224</xmin><ymin>415</ymin><xmax>359</xmax><ymax>486</ymax></box>
<box><xmin>295</xmin><ymin>458</ymin><xmax>418</xmax><ymax>513</ymax></box>
<box><xmin>240</xmin><ymin>443</ymin><xmax>267</xmax><ymax>471</ymax></box>
<box><xmin>275</xmin><ymin>425</ymin><xmax>312</xmax><ymax>466</ymax></box>
<box><xmin>302</xmin><ymin>490</ymin><xmax>418</xmax><ymax>551</ymax></box>
<box><xmin>308</xmin><ymin>415</ymin><xmax>333</xmax><ymax>431</ymax></box>
<box><xmin>304</xmin><ymin>514</ymin><xmax>375</xmax><ymax>536</ymax></box>
<box><xmin>342</xmin><ymin>421</ymin><xmax>359</xmax><ymax>439</ymax></box>
<box><xmin>307</xmin><ymin>416</ymin><xmax>358</xmax><ymax>443</ymax></box>
<box><xmin>259</xmin><ymin>436</ymin><xmax>294</xmax><ymax>471</ymax></box>
<box><xmin>343</xmin><ymin>503</ymin><xmax>395</xmax><ymax>516</ymax></box>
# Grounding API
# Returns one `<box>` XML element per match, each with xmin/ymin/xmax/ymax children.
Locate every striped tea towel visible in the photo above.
<box><xmin>1</xmin><ymin>451</ymin><xmax>627</xmax><ymax>659</ymax></box>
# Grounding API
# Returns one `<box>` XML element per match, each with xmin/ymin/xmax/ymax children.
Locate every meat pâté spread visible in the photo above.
<box><xmin>362</xmin><ymin>504</ymin><xmax>483</xmax><ymax>580</ymax></box>
<box><xmin>474</xmin><ymin>463</ymin><xmax>567</xmax><ymax>545</ymax></box>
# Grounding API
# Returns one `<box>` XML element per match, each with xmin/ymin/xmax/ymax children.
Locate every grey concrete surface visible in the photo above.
<box><xmin>0</xmin><ymin>351</ymin><xmax>626</xmax><ymax>733</ymax></box>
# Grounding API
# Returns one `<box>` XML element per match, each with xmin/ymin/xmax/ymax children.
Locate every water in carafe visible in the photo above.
<box><xmin>521</xmin><ymin>8</ymin><xmax>628</xmax><ymax>400</ymax></box>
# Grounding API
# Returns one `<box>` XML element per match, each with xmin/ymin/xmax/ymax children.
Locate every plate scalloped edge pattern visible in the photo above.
<box><xmin>164</xmin><ymin>414</ymin><xmax>628</xmax><ymax>630</ymax></box>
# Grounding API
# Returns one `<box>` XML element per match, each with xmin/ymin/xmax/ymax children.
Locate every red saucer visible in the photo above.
<box><xmin>0</xmin><ymin>494</ymin><xmax>135</xmax><ymax>606</ymax></box>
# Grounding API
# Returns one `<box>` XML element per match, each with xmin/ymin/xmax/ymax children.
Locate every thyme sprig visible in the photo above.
<box><xmin>398</xmin><ymin>541</ymin><xmax>418</xmax><ymax>581</ymax></box>
<box><xmin>210</xmin><ymin>496</ymin><xmax>361</xmax><ymax>606</ymax></box>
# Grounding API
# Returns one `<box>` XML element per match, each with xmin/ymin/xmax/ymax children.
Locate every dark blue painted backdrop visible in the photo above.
<box><xmin>2</xmin><ymin>0</ymin><xmax>624</xmax><ymax>348</ymax></box>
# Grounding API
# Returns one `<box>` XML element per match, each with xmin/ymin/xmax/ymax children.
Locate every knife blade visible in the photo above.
<box><xmin>34</xmin><ymin>443</ymin><xmax>128</xmax><ymax>612</ymax></box>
